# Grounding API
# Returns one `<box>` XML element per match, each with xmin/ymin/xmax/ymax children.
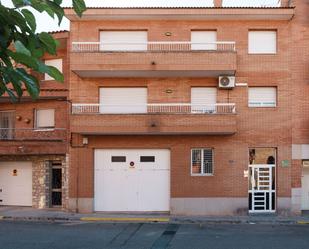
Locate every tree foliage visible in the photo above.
<box><xmin>0</xmin><ymin>0</ymin><xmax>86</xmax><ymax>101</ymax></box>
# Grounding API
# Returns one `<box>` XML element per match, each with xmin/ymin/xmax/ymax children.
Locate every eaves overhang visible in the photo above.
<box><xmin>64</xmin><ymin>7</ymin><xmax>295</xmax><ymax>21</ymax></box>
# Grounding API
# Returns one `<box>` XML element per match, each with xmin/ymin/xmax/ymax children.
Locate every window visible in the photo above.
<box><xmin>99</xmin><ymin>87</ymin><xmax>147</xmax><ymax>114</ymax></box>
<box><xmin>111</xmin><ymin>156</ymin><xmax>126</xmax><ymax>162</ymax></box>
<box><xmin>140</xmin><ymin>156</ymin><xmax>155</xmax><ymax>162</ymax></box>
<box><xmin>248</xmin><ymin>87</ymin><xmax>277</xmax><ymax>107</ymax></box>
<box><xmin>248</xmin><ymin>31</ymin><xmax>277</xmax><ymax>54</ymax></box>
<box><xmin>44</xmin><ymin>59</ymin><xmax>63</xmax><ymax>80</ymax></box>
<box><xmin>35</xmin><ymin>109</ymin><xmax>55</xmax><ymax>129</ymax></box>
<box><xmin>191</xmin><ymin>149</ymin><xmax>214</xmax><ymax>175</ymax></box>
<box><xmin>191</xmin><ymin>31</ymin><xmax>217</xmax><ymax>50</ymax></box>
<box><xmin>100</xmin><ymin>31</ymin><xmax>147</xmax><ymax>51</ymax></box>
<box><xmin>0</xmin><ymin>111</ymin><xmax>15</xmax><ymax>139</ymax></box>
<box><xmin>191</xmin><ymin>87</ymin><xmax>217</xmax><ymax>113</ymax></box>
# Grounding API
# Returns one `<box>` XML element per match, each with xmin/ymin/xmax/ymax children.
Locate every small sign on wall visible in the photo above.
<box><xmin>281</xmin><ymin>160</ymin><xmax>290</xmax><ymax>168</ymax></box>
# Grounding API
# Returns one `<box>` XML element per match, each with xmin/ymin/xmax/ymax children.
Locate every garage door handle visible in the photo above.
<box><xmin>0</xmin><ymin>189</ymin><xmax>2</xmax><ymax>192</ymax></box>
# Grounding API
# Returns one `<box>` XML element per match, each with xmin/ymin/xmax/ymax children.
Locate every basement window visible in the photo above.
<box><xmin>191</xmin><ymin>148</ymin><xmax>214</xmax><ymax>176</ymax></box>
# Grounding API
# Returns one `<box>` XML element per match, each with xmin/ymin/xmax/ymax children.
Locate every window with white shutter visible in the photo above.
<box><xmin>191</xmin><ymin>148</ymin><xmax>214</xmax><ymax>175</ymax></box>
<box><xmin>248</xmin><ymin>87</ymin><xmax>277</xmax><ymax>107</ymax></box>
<box><xmin>35</xmin><ymin>109</ymin><xmax>55</xmax><ymax>129</ymax></box>
<box><xmin>248</xmin><ymin>31</ymin><xmax>277</xmax><ymax>54</ymax></box>
<box><xmin>100</xmin><ymin>31</ymin><xmax>147</xmax><ymax>51</ymax></box>
<box><xmin>191</xmin><ymin>31</ymin><xmax>217</xmax><ymax>50</ymax></box>
<box><xmin>44</xmin><ymin>59</ymin><xmax>63</xmax><ymax>81</ymax></box>
<box><xmin>191</xmin><ymin>87</ymin><xmax>217</xmax><ymax>113</ymax></box>
<box><xmin>100</xmin><ymin>88</ymin><xmax>147</xmax><ymax>114</ymax></box>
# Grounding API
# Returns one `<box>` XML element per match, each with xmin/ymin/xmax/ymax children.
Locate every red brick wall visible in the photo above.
<box><xmin>68</xmin><ymin>14</ymin><xmax>296</xmax><ymax>201</ymax></box>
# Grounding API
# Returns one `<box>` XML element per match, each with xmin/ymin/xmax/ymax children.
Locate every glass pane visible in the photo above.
<box><xmin>52</xmin><ymin>192</ymin><xmax>62</xmax><ymax>206</ymax></box>
<box><xmin>52</xmin><ymin>168</ymin><xmax>62</xmax><ymax>189</ymax></box>
<box><xmin>203</xmin><ymin>149</ymin><xmax>213</xmax><ymax>174</ymax></box>
<box><xmin>192</xmin><ymin>149</ymin><xmax>202</xmax><ymax>174</ymax></box>
<box><xmin>249</xmin><ymin>148</ymin><xmax>276</xmax><ymax>165</ymax></box>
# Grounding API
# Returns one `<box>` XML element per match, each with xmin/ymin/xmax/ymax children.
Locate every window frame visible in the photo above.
<box><xmin>190</xmin><ymin>30</ymin><xmax>218</xmax><ymax>51</ymax></box>
<box><xmin>44</xmin><ymin>58</ymin><xmax>63</xmax><ymax>81</ymax></box>
<box><xmin>34</xmin><ymin>108</ymin><xmax>56</xmax><ymax>130</ymax></box>
<box><xmin>248</xmin><ymin>30</ymin><xmax>277</xmax><ymax>55</ymax></box>
<box><xmin>191</xmin><ymin>148</ymin><xmax>214</xmax><ymax>176</ymax></box>
<box><xmin>248</xmin><ymin>87</ymin><xmax>277</xmax><ymax>108</ymax></box>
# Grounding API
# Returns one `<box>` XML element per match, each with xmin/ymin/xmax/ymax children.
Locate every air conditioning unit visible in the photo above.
<box><xmin>219</xmin><ymin>76</ymin><xmax>235</xmax><ymax>89</ymax></box>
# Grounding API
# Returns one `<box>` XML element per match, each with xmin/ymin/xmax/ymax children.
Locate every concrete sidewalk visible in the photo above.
<box><xmin>1</xmin><ymin>206</ymin><xmax>309</xmax><ymax>225</ymax></box>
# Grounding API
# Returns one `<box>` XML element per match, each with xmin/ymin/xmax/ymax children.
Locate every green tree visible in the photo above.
<box><xmin>0</xmin><ymin>0</ymin><xmax>86</xmax><ymax>101</ymax></box>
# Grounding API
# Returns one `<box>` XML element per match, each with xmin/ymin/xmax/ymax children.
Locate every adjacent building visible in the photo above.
<box><xmin>1</xmin><ymin>0</ymin><xmax>309</xmax><ymax>216</ymax></box>
<box><xmin>0</xmin><ymin>31</ymin><xmax>70</xmax><ymax>209</ymax></box>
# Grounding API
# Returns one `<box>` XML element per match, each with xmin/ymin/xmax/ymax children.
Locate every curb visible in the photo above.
<box><xmin>0</xmin><ymin>216</ymin><xmax>307</xmax><ymax>225</ymax></box>
<box><xmin>0</xmin><ymin>216</ymin><xmax>75</xmax><ymax>222</ymax></box>
<box><xmin>80</xmin><ymin>217</ymin><xmax>170</xmax><ymax>223</ymax></box>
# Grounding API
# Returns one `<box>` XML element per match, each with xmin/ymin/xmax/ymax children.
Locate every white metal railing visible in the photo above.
<box><xmin>72</xmin><ymin>103</ymin><xmax>236</xmax><ymax>115</ymax></box>
<box><xmin>72</xmin><ymin>41</ymin><xmax>236</xmax><ymax>52</ymax></box>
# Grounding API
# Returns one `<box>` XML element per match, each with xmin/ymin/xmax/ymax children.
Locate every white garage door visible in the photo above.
<box><xmin>0</xmin><ymin>162</ymin><xmax>32</xmax><ymax>206</ymax></box>
<box><xmin>94</xmin><ymin>149</ymin><xmax>170</xmax><ymax>212</ymax></box>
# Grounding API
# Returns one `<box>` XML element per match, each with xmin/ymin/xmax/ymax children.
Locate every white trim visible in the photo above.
<box><xmin>191</xmin><ymin>148</ymin><xmax>214</xmax><ymax>176</ymax></box>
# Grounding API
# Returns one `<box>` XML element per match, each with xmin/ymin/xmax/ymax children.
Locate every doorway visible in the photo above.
<box><xmin>249</xmin><ymin>148</ymin><xmax>276</xmax><ymax>213</ymax></box>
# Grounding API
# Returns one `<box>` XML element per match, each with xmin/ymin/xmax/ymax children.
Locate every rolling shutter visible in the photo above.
<box><xmin>100</xmin><ymin>31</ymin><xmax>147</xmax><ymax>51</ymax></box>
<box><xmin>191</xmin><ymin>87</ymin><xmax>217</xmax><ymax>113</ymax></box>
<box><xmin>36</xmin><ymin>109</ymin><xmax>55</xmax><ymax>128</ymax></box>
<box><xmin>191</xmin><ymin>31</ymin><xmax>217</xmax><ymax>50</ymax></box>
<box><xmin>248</xmin><ymin>87</ymin><xmax>277</xmax><ymax>107</ymax></box>
<box><xmin>100</xmin><ymin>87</ymin><xmax>147</xmax><ymax>113</ymax></box>
<box><xmin>248</xmin><ymin>31</ymin><xmax>277</xmax><ymax>54</ymax></box>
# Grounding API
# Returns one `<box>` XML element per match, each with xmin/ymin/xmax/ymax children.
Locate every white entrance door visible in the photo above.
<box><xmin>0</xmin><ymin>162</ymin><xmax>32</xmax><ymax>206</ymax></box>
<box><xmin>301</xmin><ymin>169</ymin><xmax>309</xmax><ymax>210</ymax></box>
<box><xmin>94</xmin><ymin>149</ymin><xmax>170</xmax><ymax>212</ymax></box>
<box><xmin>249</xmin><ymin>164</ymin><xmax>276</xmax><ymax>213</ymax></box>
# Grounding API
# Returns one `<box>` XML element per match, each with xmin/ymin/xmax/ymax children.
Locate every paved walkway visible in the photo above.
<box><xmin>1</xmin><ymin>206</ymin><xmax>309</xmax><ymax>224</ymax></box>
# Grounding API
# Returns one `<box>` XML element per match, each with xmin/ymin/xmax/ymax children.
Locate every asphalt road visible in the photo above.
<box><xmin>0</xmin><ymin>221</ymin><xmax>309</xmax><ymax>249</ymax></box>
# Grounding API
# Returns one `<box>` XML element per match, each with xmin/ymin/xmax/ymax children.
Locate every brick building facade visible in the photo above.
<box><xmin>1</xmin><ymin>0</ymin><xmax>309</xmax><ymax>216</ymax></box>
<box><xmin>0</xmin><ymin>31</ymin><xmax>70</xmax><ymax>209</ymax></box>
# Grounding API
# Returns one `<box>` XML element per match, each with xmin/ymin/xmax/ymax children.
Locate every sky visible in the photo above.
<box><xmin>1</xmin><ymin>0</ymin><xmax>281</xmax><ymax>32</ymax></box>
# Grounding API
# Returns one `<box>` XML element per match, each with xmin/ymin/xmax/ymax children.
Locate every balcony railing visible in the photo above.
<box><xmin>0</xmin><ymin>128</ymin><xmax>67</xmax><ymax>141</ymax></box>
<box><xmin>72</xmin><ymin>41</ymin><xmax>236</xmax><ymax>52</ymax></box>
<box><xmin>72</xmin><ymin>103</ymin><xmax>236</xmax><ymax>115</ymax></box>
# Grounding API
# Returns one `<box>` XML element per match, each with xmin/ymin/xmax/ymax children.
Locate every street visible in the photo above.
<box><xmin>0</xmin><ymin>221</ymin><xmax>309</xmax><ymax>249</ymax></box>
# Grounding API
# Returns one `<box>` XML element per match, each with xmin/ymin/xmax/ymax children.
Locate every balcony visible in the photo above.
<box><xmin>0</xmin><ymin>128</ymin><xmax>67</xmax><ymax>141</ymax></box>
<box><xmin>70</xmin><ymin>41</ymin><xmax>237</xmax><ymax>78</ymax></box>
<box><xmin>71</xmin><ymin>103</ymin><xmax>237</xmax><ymax>135</ymax></box>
